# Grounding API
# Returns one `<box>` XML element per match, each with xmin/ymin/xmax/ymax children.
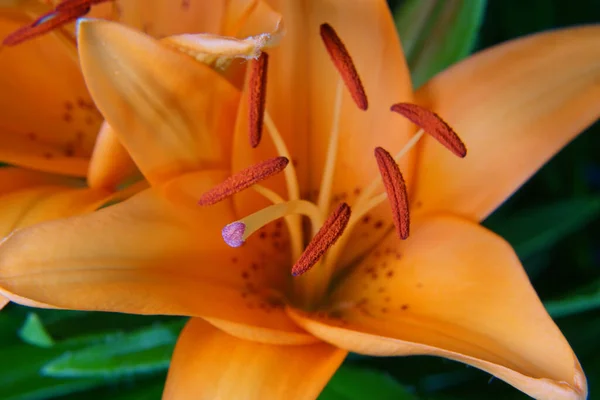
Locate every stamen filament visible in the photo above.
<box><xmin>263</xmin><ymin>112</ymin><xmax>300</xmax><ymax>201</ymax></box>
<box><xmin>317</xmin><ymin>79</ymin><xmax>344</xmax><ymax>214</ymax></box>
<box><xmin>292</xmin><ymin>203</ymin><xmax>351</xmax><ymax>276</ymax></box>
<box><xmin>222</xmin><ymin>200</ymin><xmax>323</xmax><ymax>248</ymax></box>
<box><xmin>198</xmin><ymin>157</ymin><xmax>288</xmax><ymax>206</ymax></box>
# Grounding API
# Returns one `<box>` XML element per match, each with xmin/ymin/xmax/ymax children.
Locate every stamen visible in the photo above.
<box><xmin>292</xmin><ymin>203</ymin><xmax>351</xmax><ymax>277</ymax></box>
<box><xmin>55</xmin><ymin>0</ymin><xmax>112</xmax><ymax>12</ymax></box>
<box><xmin>391</xmin><ymin>103</ymin><xmax>466</xmax><ymax>158</ymax></box>
<box><xmin>198</xmin><ymin>156</ymin><xmax>288</xmax><ymax>206</ymax></box>
<box><xmin>222</xmin><ymin>200</ymin><xmax>323</xmax><ymax>248</ymax></box>
<box><xmin>248</xmin><ymin>52</ymin><xmax>269</xmax><ymax>148</ymax></box>
<box><xmin>323</xmin><ymin>129</ymin><xmax>424</xmax><ymax>277</ymax></box>
<box><xmin>319</xmin><ymin>23</ymin><xmax>368</xmax><ymax>110</ymax></box>
<box><xmin>374</xmin><ymin>147</ymin><xmax>409</xmax><ymax>239</ymax></box>
<box><xmin>2</xmin><ymin>7</ymin><xmax>89</xmax><ymax>46</ymax></box>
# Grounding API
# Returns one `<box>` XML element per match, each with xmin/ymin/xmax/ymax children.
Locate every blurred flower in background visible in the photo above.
<box><xmin>0</xmin><ymin>1</ymin><xmax>598</xmax><ymax>399</ymax></box>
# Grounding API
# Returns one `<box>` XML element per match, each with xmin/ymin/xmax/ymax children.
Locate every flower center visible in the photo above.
<box><xmin>198</xmin><ymin>23</ymin><xmax>467</xmax><ymax>307</ymax></box>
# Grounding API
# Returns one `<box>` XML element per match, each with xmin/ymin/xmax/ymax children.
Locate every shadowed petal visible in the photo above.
<box><xmin>413</xmin><ymin>26</ymin><xmax>600</xmax><ymax>221</ymax></box>
<box><xmin>291</xmin><ymin>215</ymin><xmax>586</xmax><ymax>400</ymax></box>
<box><xmin>0</xmin><ymin>170</ymin><xmax>312</xmax><ymax>344</ymax></box>
<box><xmin>163</xmin><ymin>318</ymin><xmax>346</xmax><ymax>400</ymax></box>
<box><xmin>86</xmin><ymin>122</ymin><xmax>139</xmax><ymax>189</ymax></box>
<box><xmin>77</xmin><ymin>19</ymin><xmax>241</xmax><ymax>185</ymax></box>
<box><xmin>0</xmin><ymin>168</ymin><xmax>79</xmax><ymax>194</ymax></box>
<box><xmin>0</xmin><ymin>185</ymin><xmax>111</xmax><ymax>238</ymax></box>
<box><xmin>0</xmin><ymin>12</ymin><xmax>101</xmax><ymax>176</ymax></box>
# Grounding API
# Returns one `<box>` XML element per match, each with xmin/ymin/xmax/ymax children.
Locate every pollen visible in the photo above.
<box><xmin>55</xmin><ymin>0</ymin><xmax>113</xmax><ymax>12</ymax></box>
<box><xmin>198</xmin><ymin>156</ymin><xmax>289</xmax><ymax>206</ymax></box>
<box><xmin>248</xmin><ymin>53</ymin><xmax>269</xmax><ymax>148</ymax></box>
<box><xmin>2</xmin><ymin>8</ymin><xmax>86</xmax><ymax>46</ymax></box>
<box><xmin>391</xmin><ymin>103</ymin><xmax>467</xmax><ymax>158</ymax></box>
<box><xmin>292</xmin><ymin>202</ymin><xmax>352</xmax><ymax>277</ymax></box>
<box><xmin>319</xmin><ymin>23</ymin><xmax>368</xmax><ymax>110</ymax></box>
<box><xmin>374</xmin><ymin>147</ymin><xmax>410</xmax><ymax>239</ymax></box>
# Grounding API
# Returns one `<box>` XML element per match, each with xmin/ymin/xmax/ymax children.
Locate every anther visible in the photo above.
<box><xmin>248</xmin><ymin>52</ymin><xmax>269</xmax><ymax>148</ymax></box>
<box><xmin>2</xmin><ymin>7</ymin><xmax>90</xmax><ymax>47</ymax></box>
<box><xmin>292</xmin><ymin>203</ymin><xmax>351</xmax><ymax>277</ymax></box>
<box><xmin>222</xmin><ymin>222</ymin><xmax>246</xmax><ymax>248</ymax></box>
<box><xmin>391</xmin><ymin>103</ymin><xmax>466</xmax><ymax>158</ymax></box>
<box><xmin>374</xmin><ymin>147</ymin><xmax>409</xmax><ymax>239</ymax></box>
<box><xmin>55</xmin><ymin>0</ymin><xmax>112</xmax><ymax>12</ymax></box>
<box><xmin>320</xmin><ymin>23</ymin><xmax>368</xmax><ymax>110</ymax></box>
<box><xmin>198</xmin><ymin>157</ymin><xmax>289</xmax><ymax>206</ymax></box>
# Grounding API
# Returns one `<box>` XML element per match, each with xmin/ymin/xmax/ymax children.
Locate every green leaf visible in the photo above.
<box><xmin>485</xmin><ymin>197</ymin><xmax>600</xmax><ymax>259</ymax></box>
<box><xmin>42</xmin><ymin>321</ymin><xmax>184</xmax><ymax>379</ymax></box>
<box><xmin>319</xmin><ymin>365</ymin><xmax>416</xmax><ymax>400</ymax></box>
<box><xmin>18</xmin><ymin>313</ymin><xmax>55</xmax><ymax>348</ymax></box>
<box><xmin>545</xmin><ymin>278</ymin><xmax>600</xmax><ymax>318</ymax></box>
<box><xmin>0</xmin><ymin>341</ymin><xmax>105</xmax><ymax>400</ymax></box>
<box><xmin>395</xmin><ymin>0</ymin><xmax>487</xmax><ymax>88</ymax></box>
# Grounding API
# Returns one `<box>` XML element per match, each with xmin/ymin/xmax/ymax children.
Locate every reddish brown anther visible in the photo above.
<box><xmin>55</xmin><ymin>0</ymin><xmax>112</xmax><ymax>12</ymax></box>
<box><xmin>292</xmin><ymin>203</ymin><xmax>352</xmax><ymax>277</ymax></box>
<box><xmin>391</xmin><ymin>103</ymin><xmax>467</xmax><ymax>158</ymax></box>
<box><xmin>320</xmin><ymin>23</ymin><xmax>368</xmax><ymax>111</ymax></box>
<box><xmin>2</xmin><ymin>6</ymin><xmax>89</xmax><ymax>47</ymax></box>
<box><xmin>374</xmin><ymin>147</ymin><xmax>409</xmax><ymax>240</ymax></box>
<box><xmin>198</xmin><ymin>157</ymin><xmax>289</xmax><ymax>206</ymax></box>
<box><xmin>248</xmin><ymin>53</ymin><xmax>269</xmax><ymax>148</ymax></box>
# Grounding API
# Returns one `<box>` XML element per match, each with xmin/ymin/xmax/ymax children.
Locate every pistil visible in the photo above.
<box><xmin>221</xmin><ymin>200</ymin><xmax>323</xmax><ymax>249</ymax></box>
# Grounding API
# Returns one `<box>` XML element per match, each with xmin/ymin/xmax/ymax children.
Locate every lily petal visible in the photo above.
<box><xmin>233</xmin><ymin>0</ymin><xmax>415</xmax><ymax>262</ymax></box>
<box><xmin>0</xmin><ymin>167</ymin><xmax>78</xmax><ymax>194</ymax></box>
<box><xmin>291</xmin><ymin>215</ymin><xmax>586</xmax><ymax>400</ymax></box>
<box><xmin>0</xmin><ymin>185</ymin><xmax>111</xmax><ymax>238</ymax></box>
<box><xmin>0</xmin><ymin>170</ymin><xmax>311</xmax><ymax>344</ymax></box>
<box><xmin>0</xmin><ymin>11</ymin><xmax>101</xmax><ymax>176</ymax></box>
<box><xmin>115</xmin><ymin>0</ymin><xmax>229</xmax><ymax>38</ymax></box>
<box><xmin>163</xmin><ymin>318</ymin><xmax>346</xmax><ymax>400</ymax></box>
<box><xmin>77</xmin><ymin>19</ymin><xmax>240</xmax><ymax>185</ymax></box>
<box><xmin>413</xmin><ymin>25</ymin><xmax>600</xmax><ymax>221</ymax></box>
<box><xmin>0</xmin><ymin>295</ymin><xmax>7</xmax><ymax>310</ymax></box>
<box><xmin>86</xmin><ymin>122</ymin><xmax>139</xmax><ymax>189</ymax></box>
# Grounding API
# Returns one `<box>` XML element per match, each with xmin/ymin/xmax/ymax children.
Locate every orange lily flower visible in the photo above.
<box><xmin>0</xmin><ymin>0</ymin><xmax>276</xmax><ymax>307</ymax></box>
<box><xmin>0</xmin><ymin>2</ymin><xmax>599</xmax><ymax>399</ymax></box>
